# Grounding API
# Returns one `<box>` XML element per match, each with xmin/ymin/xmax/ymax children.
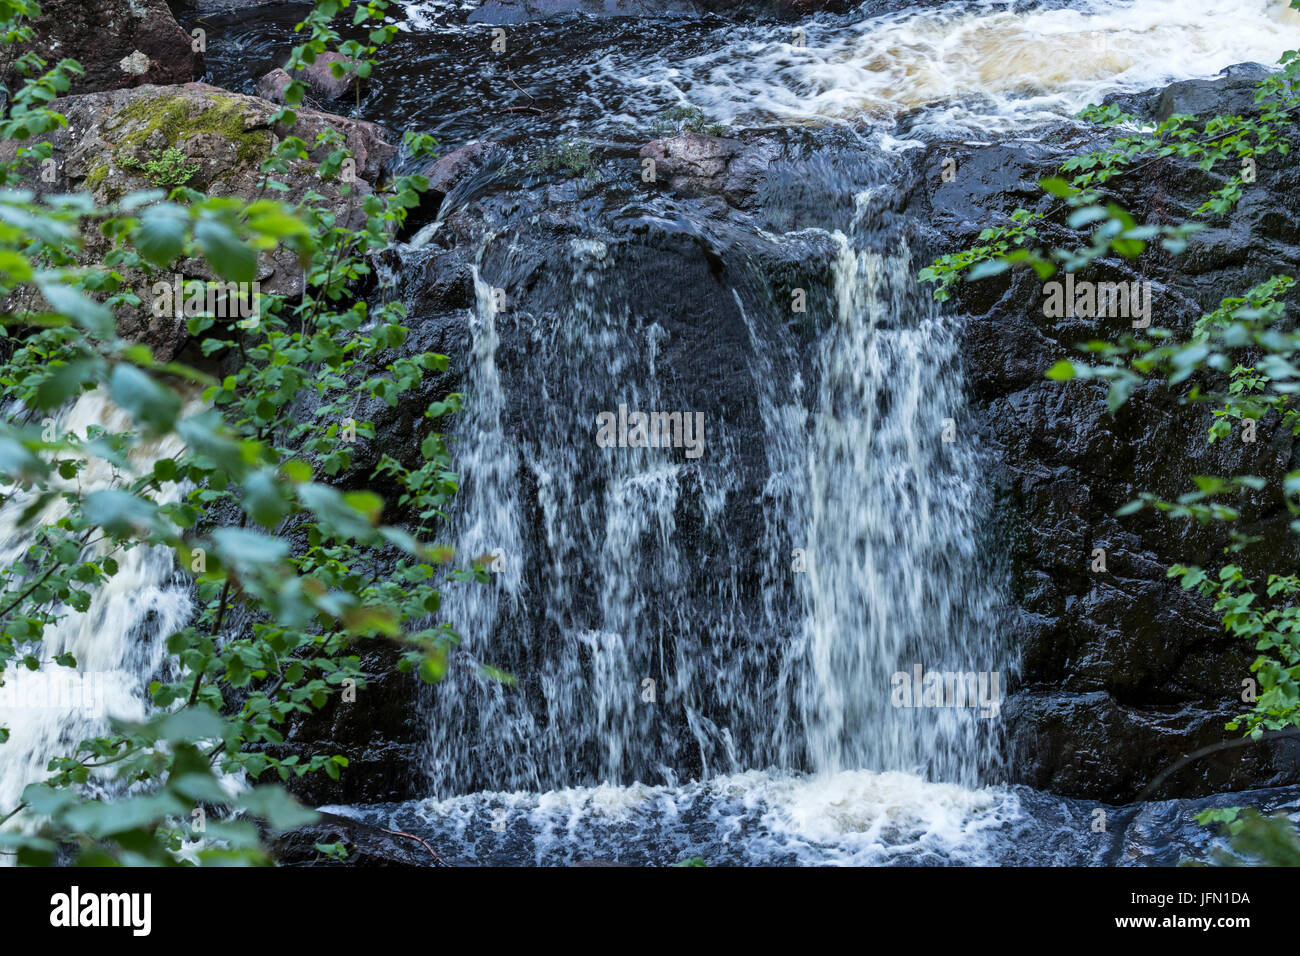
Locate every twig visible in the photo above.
<box><xmin>1103</xmin><ymin>726</ymin><xmax>1300</xmax><ymax>865</ymax></box>
<box><xmin>381</xmin><ymin>826</ymin><xmax>452</xmax><ymax>866</ymax></box>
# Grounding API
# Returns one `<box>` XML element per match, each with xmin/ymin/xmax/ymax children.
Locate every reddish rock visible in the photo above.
<box><xmin>299</xmin><ymin>51</ymin><xmax>365</xmax><ymax>102</ymax></box>
<box><xmin>3</xmin><ymin>0</ymin><xmax>201</xmax><ymax>95</ymax></box>
<box><xmin>255</xmin><ymin>68</ymin><xmax>292</xmax><ymax>104</ymax></box>
<box><xmin>420</xmin><ymin>141</ymin><xmax>501</xmax><ymax>196</ymax></box>
<box><xmin>639</xmin><ymin>131</ymin><xmax>741</xmax><ymax>193</ymax></box>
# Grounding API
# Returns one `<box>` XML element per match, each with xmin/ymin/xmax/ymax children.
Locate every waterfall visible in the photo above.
<box><xmin>0</xmin><ymin>0</ymin><xmax>1284</xmax><ymax>866</ymax></box>
<box><xmin>418</xmin><ymin>169</ymin><xmax>1010</xmax><ymax>797</ymax></box>
<box><xmin>0</xmin><ymin>393</ymin><xmax>191</xmax><ymax>830</ymax></box>
<box><xmin>794</xmin><ymin>231</ymin><xmax>1005</xmax><ymax>787</ymax></box>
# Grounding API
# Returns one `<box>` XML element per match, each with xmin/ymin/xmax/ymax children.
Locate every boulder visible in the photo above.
<box><xmin>639</xmin><ymin>131</ymin><xmax>740</xmax><ymax>193</ymax></box>
<box><xmin>298</xmin><ymin>51</ymin><xmax>366</xmax><ymax>102</ymax></box>
<box><xmin>256</xmin><ymin>54</ymin><xmax>366</xmax><ymax>106</ymax></box>
<box><xmin>421</xmin><ymin>141</ymin><xmax>501</xmax><ymax>197</ymax></box>
<box><xmin>0</xmin><ymin>82</ymin><xmax>397</xmax><ymax>357</ymax></box>
<box><xmin>1155</xmin><ymin>62</ymin><xmax>1275</xmax><ymax>123</ymax></box>
<box><xmin>2</xmin><ymin>0</ymin><xmax>201</xmax><ymax>95</ymax></box>
<box><xmin>254</xmin><ymin>68</ymin><xmax>292</xmax><ymax>104</ymax></box>
<box><xmin>271</xmin><ymin>810</ymin><xmax>451</xmax><ymax>866</ymax></box>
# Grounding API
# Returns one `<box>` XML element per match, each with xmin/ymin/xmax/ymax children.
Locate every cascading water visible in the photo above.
<box><xmin>347</xmin><ymin>0</ymin><xmax>1297</xmax><ymax>863</ymax></box>
<box><xmin>793</xmin><ymin>230</ymin><xmax>1005</xmax><ymax>786</ymax></box>
<box><xmin>403</xmin><ymin>137</ymin><xmax>1013</xmax><ymax>863</ymax></box>
<box><xmin>0</xmin><ymin>394</ymin><xmax>191</xmax><ymax>833</ymax></box>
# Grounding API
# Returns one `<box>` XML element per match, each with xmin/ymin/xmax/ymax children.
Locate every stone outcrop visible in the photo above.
<box><xmin>639</xmin><ymin>131</ymin><xmax>740</xmax><ymax>193</ymax></box>
<box><xmin>272</xmin><ymin>810</ymin><xmax>450</xmax><ymax>866</ymax></box>
<box><xmin>0</xmin><ymin>82</ymin><xmax>397</xmax><ymax>358</ymax></box>
<box><xmin>910</xmin><ymin>66</ymin><xmax>1300</xmax><ymax>801</ymax></box>
<box><xmin>256</xmin><ymin>54</ymin><xmax>367</xmax><ymax>105</ymax></box>
<box><xmin>2</xmin><ymin>0</ymin><xmax>201</xmax><ymax>94</ymax></box>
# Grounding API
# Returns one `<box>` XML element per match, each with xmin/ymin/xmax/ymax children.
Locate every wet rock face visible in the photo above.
<box><xmin>268</xmin><ymin>646</ymin><xmax>430</xmax><ymax>807</ymax></box>
<box><xmin>0</xmin><ymin>81</ymin><xmax>396</xmax><ymax>359</ymax></box>
<box><xmin>267</xmin><ymin>71</ymin><xmax>1300</xmax><ymax>807</ymax></box>
<box><xmin>271</xmin><ymin>810</ymin><xmax>448</xmax><ymax>866</ymax></box>
<box><xmin>4</xmin><ymin>0</ymin><xmax>202</xmax><ymax>94</ymax></box>
<box><xmin>910</xmin><ymin>68</ymin><xmax>1300</xmax><ymax>801</ymax></box>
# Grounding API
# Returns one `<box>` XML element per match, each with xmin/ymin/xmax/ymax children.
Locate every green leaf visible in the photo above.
<box><xmin>34</xmin><ymin>358</ymin><xmax>96</xmax><ymax>410</ymax></box>
<box><xmin>242</xmin><ymin>469</ymin><xmax>291</xmax><ymax>528</ymax></box>
<box><xmin>195</xmin><ymin>218</ymin><xmax>257</xmax><ymax>283</ymax></box>
<box><xmin>82</xmin><ymin>489</ymin><xmax>159</xmax><ymax>535</ymax></box>
<box><xmin>1046</xmin><ymin>360</ymin><xmax>1076</xmax><ymax>381</ymax></box>
<box><xmin>109</xmin><ymin>363</ymin><xmax>181</xmax><ymax>434</ymax></box>
<box><xmin>968</xmin><ymin>259</ymin><xmax>1010</xmax><ymax>281</ymax></box>
<box><xmin>37</xmin><ymin>281</ymin><xmax>115</xmax><ymax>339</ymax></box>
<box><xmin>136</xmin><ymin>203</ymin><xmax>189</xmax><ymax>268</ymax></box>
<box><xmin>238</xmin><ymin>785</ymin><xmax>320</xmax><ymax>832</ymax></box>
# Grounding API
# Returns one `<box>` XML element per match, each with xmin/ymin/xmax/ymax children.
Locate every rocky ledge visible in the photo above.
<box><xmin>1</xmin><ymin>81</ymin><xmax>396</xmax><ymax>358</ymax></box>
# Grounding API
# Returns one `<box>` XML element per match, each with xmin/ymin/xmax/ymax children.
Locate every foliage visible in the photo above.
<box><xmin>122</xmin><ymin>147</ymin><xmax>200</xmax><ymax>189</ymax></box>
<box><xmin>1166</xmin><ymin>565</ymin><xmax>1300</xmax><ymax>738</ymax></box>
<box><xmin>920</xmin><ymin>5</ymin><xmax>1300</xmax><ymax>857</ymax></box>
<box><xmin>529</xmin><ymin>138</ymin><xmax>602</xmax><ymax>186</ymax></box>
<box><xmin>1189</xmin><ymin>808</ymin><xmax>1300</xmax><ymax>866</ymax></box>
<box><xmin>651</xmin><ymin>104</ymin><xmax>726</xmax><ymax>138</ymax></box>
<box><xmin>0</xmin><ymin>0</ymin><xmax>480</xmax><ymax>866</ymax></box>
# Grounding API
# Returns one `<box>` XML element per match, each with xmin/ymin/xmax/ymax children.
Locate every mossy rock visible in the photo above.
<box><xmin>0</xmin><ymin>82</ymin><xmax>398</xmax><ymax>351</ymax></box>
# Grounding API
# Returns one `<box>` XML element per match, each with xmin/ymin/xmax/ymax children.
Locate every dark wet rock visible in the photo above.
<box><xmin>271</xmin><ymin>810</ymin><xmax>449</xmax><ymax>866</ymax></box>
<box><xmin>911</xmin><ymin>66</ymin><xmax>1300</xmax><ymax>801</ymax></box>
<box><xmin>1155</xmin><ymin>62</ymin><xmax>1276</xmax><ymax>123</ymax></box>
<box><xmin>2</xmin><ymin>0</ymin><xmax>201</xmax><ymax>95</ymax></box>
<box><xmin>571</xmin><ymin>858</ymin><xmax>631</xmax><ymax>865</ymax></box>
<box><xmin>1102</xmin><ymin>62</ymin><xmax>1278</xmax><ymax>123</ymax></box>
<box><xmin>0</xmin><ymin>82</ymin><xmax>395</xmax><ymax>357</ymax></box>
<box><xmin>262</xmin><ymin>645</ymin><xmax>429</xmax><ymax>807</ymax></box>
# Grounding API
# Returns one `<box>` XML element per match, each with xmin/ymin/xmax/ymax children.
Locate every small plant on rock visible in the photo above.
<box><xmin>124</xmin><ymin>146</ymin><xmax>200</xmax><ymax>188</ymax></box>
<box><xmin>529</xmin><ymin>138</ymin><xmax>602</xmax><ymax>186</ymax></box>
